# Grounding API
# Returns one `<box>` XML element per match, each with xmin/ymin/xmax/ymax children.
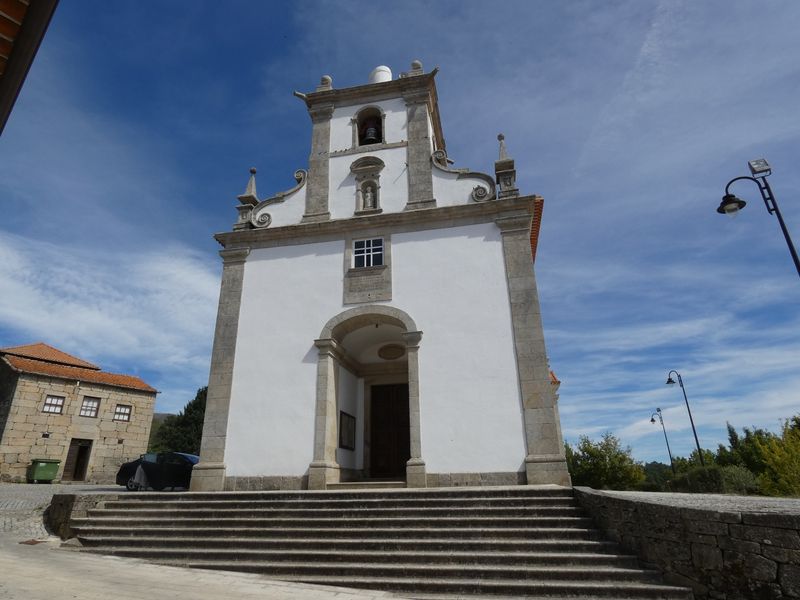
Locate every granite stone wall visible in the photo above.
<box><xmin>575</xmin><ymin>487</ymin><xmax>800</xmax><ymax>600</ymax></box>
<box><xmin>0</xmin><ymin>372</ymin><xmax>155</xmax><ymax>483</ymax></box>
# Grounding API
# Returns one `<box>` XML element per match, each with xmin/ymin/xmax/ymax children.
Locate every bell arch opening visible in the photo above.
<box><xmin>308</xmin><ymin>306</ymin><xmax>425</xmax><ymax>489</ymax></box>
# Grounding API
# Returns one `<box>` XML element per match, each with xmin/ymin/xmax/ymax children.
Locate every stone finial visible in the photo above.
<box><xmin>316</xmin><ymin>75</ymin><xmax>333</xmax><ymax>91</ymax></box>
<box><xmin>498</xmin><ymin>133</ymin><xmax>508</xmax><ymax>160</ymax></box>
<box><xmin>237</xmin><ymin>167</ymin><xmax>259</xmax><ymax>206</ymax></box>
<box><xmin>495</xmin><ymin>135</ymin><xmax>519</xmax><ymax>199</ymax></box>
<box><xmin>400</xmin><ymin>59</ymin><xmax>424</xmax><ymax>78</ymax></box>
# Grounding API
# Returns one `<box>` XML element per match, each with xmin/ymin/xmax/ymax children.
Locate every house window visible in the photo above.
<box><xmin>113</xmin><ymin>404</ymin><xmax>132</xmax><ymax>422</ymax></box>
<box><xmin>42</xmin><ymin>395</ymin><xmax>65</xmax><ymax>414</ymax></box>
<box><xmin>79</xmin><ymin>396</ymin><xmax>100</xmax><ymax>418</ymax></box>
<box><xmin>353</xmin><ymin>238</ymin><xmax>384</xmax><ymax>268</ymax></box>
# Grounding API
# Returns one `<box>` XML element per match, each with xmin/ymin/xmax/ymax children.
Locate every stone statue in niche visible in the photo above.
<box><xmin>364</xmin><ymin>186</ymin><xmax>375</xmax><ymax>209</ymax></box>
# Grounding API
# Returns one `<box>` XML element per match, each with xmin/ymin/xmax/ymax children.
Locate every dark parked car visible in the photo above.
<box><xmin>115</xmin><ymin>452</ymin><xmax>199</xmax><ymax>491</ymax></box>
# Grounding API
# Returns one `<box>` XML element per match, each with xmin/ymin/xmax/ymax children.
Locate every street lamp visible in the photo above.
<box><xmin>717</xmin><ymin>158</ymin><xmax>800</xmax><ymax>278</ymax></box>
<box><xmin>665</xmin><ymin>370</ymin><xmax>705</xmax><ymax>467</ymax></box>
<box><xmin>650</xmin><ymin>408</ymin><xmax>676</xmax><ymax>475</ymax></box>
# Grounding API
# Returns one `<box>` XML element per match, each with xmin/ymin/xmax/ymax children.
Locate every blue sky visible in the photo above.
<box><xmin>1</xmin><ymin>1</ymin><xmax>799</xmax><ymax>463</ymax></box>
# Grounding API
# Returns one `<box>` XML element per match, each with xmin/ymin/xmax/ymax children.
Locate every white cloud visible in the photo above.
<box><xmin>0</xmin><ymin>233</ymin><xmax>219</xmax><ymax>412</ymax></box>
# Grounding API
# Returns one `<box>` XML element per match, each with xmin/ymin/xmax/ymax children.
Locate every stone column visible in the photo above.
<box><xmin>403</xmin><ymin>92</ymin><xmax>436</xmax><ymax>210</ymax></box>
<box><xmin>303</xmin><ymin>103</ymin><xmax>334</xmax><ymax>223</ymax></box>
<box><xmin>402</xmin><ymin>330</ymin><xmax>427</xmax><ymax>488</ymax></box>
<box><xmin>190</xmin><ymin>247</ymin><xmax>249</xmax><ymax>491</ymax></box>
<box><xmin>307</xmin><ymin>338</ymin><xmax>340</xmax><ymax>489</ymax></box>
<box><xmin>496</xmin><ymin>214</ymin><xmax>571</xmax><ymax>486</ymax></box>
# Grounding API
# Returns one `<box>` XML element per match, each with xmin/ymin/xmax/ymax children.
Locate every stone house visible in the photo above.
<box><xmin>192</xmin><ymin>62</ymin><xmax>570</xmax><ymax>491</ymax></box>
<box><xmin>0</xmin><ymin>342</ymin><xmax>157</xmax><ymax>483</ymax></box>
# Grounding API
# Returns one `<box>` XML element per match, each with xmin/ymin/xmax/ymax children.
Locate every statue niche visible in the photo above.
<box><xmin>350</xmin><ymin>156</ymin><xmax>385</xmax><ymax>215</ymax></box>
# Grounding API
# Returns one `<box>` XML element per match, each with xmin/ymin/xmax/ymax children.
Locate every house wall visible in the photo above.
<box><xmin>224</xmin><ymin>221</ymin><xmax>525</xmax><ymax>480</ymax></box>
<box><xmin>0</xmin><ymin>372</ymin><xmax>155</xmax><ymax>483</ymax></box>
<box><xmin>0</xmin><ymin>360</ymin><xmax>18</xmax><ymax>442</ymax></box>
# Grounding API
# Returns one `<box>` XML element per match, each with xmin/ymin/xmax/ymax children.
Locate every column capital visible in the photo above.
<box><xmin>495</xmin><ymin>214</ymin><xmax>531</xmax><ymax>234</ymax></box>
<box><xmin>308</xmin><ymin>103</ymin><xmax>334</xmax><ymax>123</ymax></box>
<box><xmin>219</xmin><ymin>247</ymin><xmax>250</xmax><ymax>264</ymax></box>
<box><xmin>402</xmin><ymin>330</ymin><xmax>423</xmax><ymax>348</ymax></box>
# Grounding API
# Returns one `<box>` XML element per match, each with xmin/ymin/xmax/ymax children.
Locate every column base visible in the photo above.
<box><xmin>525</xmin><ymin>454</ymin><xmax>571</xmax><ymax>486</ymax></box>
<box><xmin>189</xmin><ymin>462</ymin><xmax>226</xmax><ymax>491</ymax></box>
<box><xmin>406</xmin><ymin>458</ymin><xmax>427</xmax><ymax>488</ymax></box>
<box><xmin>301</xmin><ymin>211</ymin><xmax>331</xmax><ymax>223</ymax></box>
<box><xmin>308</xmin><ymin>461</ymin><xmax>339</xmax><ymax>490</ymax></box>
<box><xmin>404</xmin><ymin>199</ymin><xmax>436</xmax><ymax>210</ymax></box>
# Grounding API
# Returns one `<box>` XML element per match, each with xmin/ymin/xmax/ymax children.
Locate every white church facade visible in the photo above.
<box><xmin>192</xmin><ymin>61</ymin><xmax>570</xmax><ymax>491</ymax></box>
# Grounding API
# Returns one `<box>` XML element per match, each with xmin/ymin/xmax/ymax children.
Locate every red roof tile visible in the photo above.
<box><xmin>3</xmin><ymin>355</ymin><xmax>157</xmax><ymax>393</ymax></box>
<box><xmin>530</xmin><ymin>195</ymin><xmax>544</xmax><ymax>264</ymax></box>
<box><xmin>0</xmin><ymin>342</ymin><xmax>100</xmax><ymax>370</ymax></box>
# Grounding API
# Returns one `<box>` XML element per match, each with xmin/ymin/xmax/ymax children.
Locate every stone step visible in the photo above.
<box><xmin>327</xmin><ymin>481</ymin><xmax>406</xmax><ymax>490</ymax></box>
<box><xmin>77</xmin><ymin>535</ymin><xmax>621</xmax><ymax>554</ymax></box>
<box><xmin>67</xmin><ymin>486</ymin><xmax>693</xmax><ymax>599</ymax></box>
<box><xmin>81</xmin><ymin>546</ymin><xmax>641</xmax><ymax>568</ymax></box>
<box><xmin>88</xmin><ymin>506</ymin><xmax>591</xmax><ymax>521</ymax></box>
<box><xmin>73</xmin><ymin>524</ymin><xmax>605</xmax><ymax>540</ymax></box>
<box><xmin>113</xmin><ymin>487</ymin><xmax>574</xmax><ymax>502</ymax></box>
<box><xmin>103</xmin><ymin>497</ymin><xmax>579</xmax><ymax>510</ymax></box>
<box><xmin>137</xmin><ymin>565</ymin><xmax>693</xmax><ymax>598</ymax></box>
<box><xmin>148</xmin><ymin>559</ymin><xmax>665</xmax><ymax>583</ymax></box>
<box><xmin>73</xmin><ymin>515</ymin><xmax>595</xmax><ymax>529</ymax></box>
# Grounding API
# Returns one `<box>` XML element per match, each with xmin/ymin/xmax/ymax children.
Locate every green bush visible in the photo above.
<box><xmin>565</xmin><ymin>433</ymin><xmax>645</xmax><ymax>490</ymax></box>
<box><xmin>668</xmin><ymin>464</ymin><xmax>758</xmax><ymax>494</ymax></box>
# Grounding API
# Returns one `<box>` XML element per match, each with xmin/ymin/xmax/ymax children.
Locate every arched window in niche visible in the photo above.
<box><xmin>355</xmin><ymin>107</ymin><xmax>384</xmax><ymax>146</ymax></box>
<box><xmin>350</xmin><ymin>156</ymin><xmax>385</xmax><ymax>215</ymax></box>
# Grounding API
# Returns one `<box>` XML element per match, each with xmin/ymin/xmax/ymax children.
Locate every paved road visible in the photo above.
<box><xmin>0</xmin><ymin>483</ymin><xmax>403</xmax><ymax>600</ymax></box>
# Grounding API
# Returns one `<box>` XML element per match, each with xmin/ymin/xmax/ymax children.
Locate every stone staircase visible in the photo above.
<box><xmin>69</xmin><ymin>486</ymin><xmax>693</xmax><ymax>599</ymax></box>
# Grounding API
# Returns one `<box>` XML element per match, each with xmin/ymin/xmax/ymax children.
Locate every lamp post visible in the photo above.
<box><xmin>650</xmin><ymin>408</ymin><xmax>676</xmax><ymax>475</ymax></box>
<box><xmin>717</xmin><ymin>158</ymin><xmax>800</xmax><ymax>278</ymax></box>
<box><xmin>665</xmin><ymin>370</ymin><xmax>705</xmax><ymax>467</ymax></box>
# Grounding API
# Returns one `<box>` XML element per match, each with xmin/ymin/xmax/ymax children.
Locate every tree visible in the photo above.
<box><xmin>715</xmin><ymin>422</ymin><xmax>777</xmax><ymax>476</ymax></box>
<box><xmin>149</xmin><ymin>387</ymin><xmax>207</xmax><ymax>454</ymax></box>
<box><xmin>755</xmin><ymin>417</ymin><xmax>800</xmax><ymax>497</ymax></box>
<box><xmin>641</xmin><ymin>461</ymin><xmax>673</xmax><ymax>491</ymax></box>
<box><xmin>565</xmin><ymin>433</ymin><xmax>645</xmax><ymax>490</ymax></box>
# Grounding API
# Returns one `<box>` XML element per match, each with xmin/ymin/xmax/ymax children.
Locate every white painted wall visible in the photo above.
<box><xmin>392</xmin><ymin>223</ymin><xmax>525</xmax><ymax>473</ymax></box>
<box><xmin>329</xmin><ymin>98</ymin><xmax>408</xmax><ymax>152</ymax></box>
<box><xmin>251</xmin><ymin>186</ymin><xmax>307</xmax><ymax>229</ymax></box>
<box><xmin>432</xmin><ymin>167</ymin><xmax>493</xmax><ymax>208</ymax></box>
<box><xmin>335</xmin><ymin>364</ymin><xmax>364</xmax><ymax>470</ymax></box>
<box><xmin>329</xmin><ymin>147</ymin><xmax>408</xmax><ymax>218</ymax></box>
<box><xmin>225</xmin><ymin>222</ymin><xmax>525</xmax><ymax>477</ymax></box>
<box><xmin>225</xmin><ymin>240</ymin><xmax>344</xmax><ymax>476</ymax></box>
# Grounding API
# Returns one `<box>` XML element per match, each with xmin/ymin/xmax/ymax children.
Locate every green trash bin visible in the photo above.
<box><xmin>26</xmin><ymin>459</ymin><xmax>61</xmax><ymax>483</ymax></box>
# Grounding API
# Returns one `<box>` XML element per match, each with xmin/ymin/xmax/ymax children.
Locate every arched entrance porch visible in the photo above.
<box><xmin>307</xmin><ymin>305</ymin><xmax>426</xmax><ymax>489</ymax></box>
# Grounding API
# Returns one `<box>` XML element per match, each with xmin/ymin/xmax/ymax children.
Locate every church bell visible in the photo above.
<box><xmin>362</xmin><ymin>117</ymin><xmax>380</xmax><ymax>144</ymax></box>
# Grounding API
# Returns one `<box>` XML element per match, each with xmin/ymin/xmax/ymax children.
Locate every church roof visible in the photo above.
<box><xmin>0</xmin><ymin>343</ymin><xmax>157</xmax><ymax>393</ymax></box>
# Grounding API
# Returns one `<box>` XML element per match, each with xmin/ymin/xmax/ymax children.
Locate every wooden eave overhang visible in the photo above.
<box><xmin>0</xmin><ymin>0</ymin><xmax>58</xmax><ymax>135</ymax></box>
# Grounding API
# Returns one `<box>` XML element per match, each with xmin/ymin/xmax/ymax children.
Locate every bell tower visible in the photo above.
<box><xmin>293</xmin><ymin>60</ymin><xmax>443</xmax><ymax>222</ymax></box>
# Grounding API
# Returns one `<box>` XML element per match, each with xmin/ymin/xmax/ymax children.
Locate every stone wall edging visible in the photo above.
<box><xmin>574</xmin><ymin>487</ymin><xmax>800</xmax><ymax>600</ymax></box>
<box><xmin>46</xmin><ymin>493</ymin><xmax>122</xmax><ymax>539</ymax></box>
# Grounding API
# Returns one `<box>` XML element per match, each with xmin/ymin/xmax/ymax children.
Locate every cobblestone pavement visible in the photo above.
<box><xmin>0</xmin><ymin>482</ymin><xmax>117</xmax><ymax>538</ymax></box>
<box><xmin>597</xmin><ymin>489</ymin><xmax>800</xmax><ymax>513</ymax></box>
<box><xmin>0</xmin><ymin>483</ymin><xmax>404</xmax><ymax>599</ymax></box>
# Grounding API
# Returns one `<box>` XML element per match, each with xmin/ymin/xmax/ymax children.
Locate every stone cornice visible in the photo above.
<box><xmin>215</xmin><ymin>195</ymin><xmax>539</xmax><ymax>250</ymax></box>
